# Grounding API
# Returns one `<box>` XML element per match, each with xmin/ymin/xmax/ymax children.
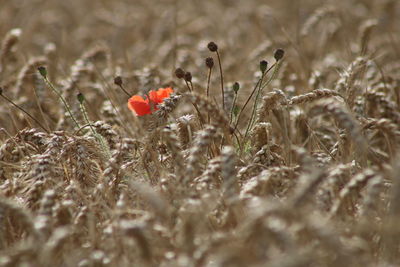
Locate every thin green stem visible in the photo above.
<box><xmin>229</xmin><ymin>93</ymin><xmax>238</xmax><ymax>124</ymax></box>
<box><xmin>206</xmin><ymin>68</ymin><xmax>212</xmax><ymax>124</ymax></box>
<box><xmin>79</xmin><ymin>101</ymin><xmax>111</xmax><ymax>158</ymax></box>
<box><xmin>118</xmin><ymin>84</ymin><xmax>131</xmax><ymax>97</ymax></box>
<box><xmin>32</xmin><ymin>86</ymin><xmax>51</xmax><ymax>132</ymax></box>
<box><xmin>233</xmin><ymin>63</ymin><xmax>276</xmax><ymax>133</ymax></box>
<box><xmin>233</xmin><ymin>77</ymin><xmax>263</xmax><ymax>133</ymax></box>
<box><xmin>0</xmin><ymin>93</ymin><xmax>50</xmax><ymax>133</ymax></box>
<box><xmin>74</xmin><ymin>123</ymin><xmax>95</xmax><ymax>135</ymax></box>
<box><xmin>259</xmin><ymin>61</ymin><xmax>281</xmax><ymax>91</ymax></box>
<box><xmin>42</xmin><ymin>76</ymin><xmax>80</xmax><ymax>129</ymax></box>
<box><xmin>216</xmin><ymin>50</ymin><xmax>225</xmax><ymax>111</ymax></box>
<box><xmin>92</xmin><ymin>64</ymin><xmax>136</xmax><ymax>138</ymax></box>
<box><xmin>206</xmin><ymin>68</ymin><xmax>212</xmax><ymax>98</ymax></box>
<box><xmin>245</xmin><ymin>61</ymin><xmax>282</xmax><ymax>139</ymax></box>
<box><xmin>244</xmin><ymin>74</ymin><xmax>265</xmax><ymax>138</ymax></box>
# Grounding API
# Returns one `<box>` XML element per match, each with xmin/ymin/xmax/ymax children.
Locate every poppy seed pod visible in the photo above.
<box><xmin>175</xmin><ymin>68</ymin><xmax>185</xmax><ymax>79</ymax></box>
<box><xmin>184</xmin><ymin>72</ymin><xmax>192</xmax><ymax>82</ymax></box>
<box><xmin>114</xmin><ymin>76</ymin><xmax>123</xmax><ymax>86</ymax></box>
<box><xmin>77</xmin><ymin>92</ymin><xmax>85</xmax><ymax>103</ymax></box>
<box><xmin>274</xmin><ymin>49</ymin><xmax>285</xmax><ymax>61</ymax></box>
<box><xmin>233</xmin><ymin>82</ymin><xmax>240</xmax><ymax>94</ymax></box>
<box><xmin>38</xmin><ymin>66</ymin><xmax>47</xmax><ymax>77</ymax></box>
<box><xmin>205</xmin><ymin>57</ymin><xmax>214</xmax><ymax>68</ymax></box>
<box><xmin>207</xmin><ymin>42</ymin><xmax>218</xmax><ymax>52</ymax></box>
<box><xmin>260</xmin><ymin>60</ymin><xmax>268</xmax><ymax>73</ymax></box>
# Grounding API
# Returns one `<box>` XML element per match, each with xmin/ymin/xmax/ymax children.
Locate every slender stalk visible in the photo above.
<box><xmin>244</xmin><ymin>74</ymin><xmax>265</xmax><ymax>138</ymax></box>
<box><xmin>32</xmin><ymin>86</ymin><xmax>51</xmax><ymax>132</ymax></box>
<box><xmin>118</xmin><ymin>84</ymin><xmax>131</xmax><ymax>97</ymax></box>
<box><xmin>244</xmin><ymin>61</ymin><xmax>281</xmax><ymax>139</ymax></box>
<box><xmin>184</xmin><ymin>81</ymin><xmax>205</xmax><ymax>127</ymax></box>
<box><xmin>0</xmin><ymin>91</ymin><xmax>50</xmax><ymax>133</ymax></box>
<box><xmin>258</xmin><ymin>62</ymin><xmax>281</xmax><ymax>91</ymax></box>
<box><xmin>233</xmin><ymin>77</ymin><xmax>263</xmax><ymax>132</ymax></box>
<box><xmin>216</xmin><ymin>50</ymin><xmax>225</xmax><ymax>111</ymax></box>
<box><xmin>189</xmin><ymin>81</ymin><xmax>195</xmax><ymax>92</ymax></box>
<box><xmin>74</xmin><ymin>123</ymin><xmax>95</xmax><ymax>135</ymax></box>
<box><xmin>233</xmin><ymin>63</ymin><xmax>276</xmax><ymax>133</ymax></box>
<box><xmin>206</xmin><ymin>68</ymin><xmax>212</xmax><ymax>98</ymax></box>
<box><xmin>233</xmin><ymin>130</ymin><xmax>242</xmax><ymax>152</ymax></box>
<box><xmin>78</xmin><ymin>96</ymin><xmax>111</xmax><ymax>158</ymax></box>
<box><xmin>39</xmin><ymin>71</ymin><xmax>80</xmax><ymax>129</ymax></box>
<box><xmin>184</xmin><ymin>80</ymin><xmax>192</xmax><ymax>92</ymax></box>
<box><xmin>206</xmin><ymin>68</ymin><xmax>212</xmax><ymax>124</ymax></box>
<box><xmin>95</xmin><ymin>69</ymin><xmax>136</xmax><ymax>138</ymax></box>
<box><xmin>229</xmin><ymin>93</ymin><xmax>238</xmax><ymax>124</ymax></box>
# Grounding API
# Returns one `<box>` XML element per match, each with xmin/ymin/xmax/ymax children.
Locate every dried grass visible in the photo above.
<box><xmin>1</xmin><ymin>0</ymin><xmax>400</xmax><ymax>266</ymax></box>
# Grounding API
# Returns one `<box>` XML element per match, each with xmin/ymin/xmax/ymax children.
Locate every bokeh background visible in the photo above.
<box><xmin>1</xmin><ymin>0</ymin><xmax>398</xmax><ymax>75</ymax></box>
<box><xmin>1</xmin><ymin>0</ymin><xmax>398</xmax><ymax>135</ymax></box>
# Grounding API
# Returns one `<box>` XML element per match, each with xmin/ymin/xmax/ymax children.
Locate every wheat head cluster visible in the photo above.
<box><xmin>0</xmin><ymin>0</ymin><xmax>400</xmax><ymax>266</ymax></box>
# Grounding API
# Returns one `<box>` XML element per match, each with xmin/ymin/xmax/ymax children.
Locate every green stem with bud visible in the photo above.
<box><xmin>233</xmin><ymin>72</ymin><xmax>266</xmax><ymax>133</ymax></box>
<box><xmin>245</xmin><ymin>60</ymin><xmax>282</xmax><ymax>139</ymax></box>
<box><xmin>77</xmin><ymin>93</ymin><xmax>111</xmax><ymax>158</ymax></box>
<box><xmin>38</xmin><ymin>67</ymin><xmax>80</xmax><ymax>129</ymax></box>
<box><xmin>244</xmin><ymin>73</ymin><xmax>265</xmax><ymax>139</ymax></box>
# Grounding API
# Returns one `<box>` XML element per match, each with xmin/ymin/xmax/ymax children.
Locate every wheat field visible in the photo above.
<box><xmin>1</xmin><ymin>0</ymin><xmax>400</xmax><ymax>266</ymax></box>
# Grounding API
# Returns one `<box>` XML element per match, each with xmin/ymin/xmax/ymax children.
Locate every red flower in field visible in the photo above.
<box><xmin>128</xmin><ymin>87</ymin><xmax>173</xmax><ymax>116</ymax></box>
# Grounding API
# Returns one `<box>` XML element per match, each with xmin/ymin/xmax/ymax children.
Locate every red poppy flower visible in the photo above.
<box><xmin>128</xmin><ymin>87</ymin><xmax>173</xmax><ymax>116</ymax></box>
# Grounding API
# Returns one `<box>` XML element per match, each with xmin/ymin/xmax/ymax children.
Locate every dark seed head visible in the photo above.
<box><xmin>114</xmin><ymin>76</ymin><xmax>123</xmax><ymax>86</ymax></box>
<box><xmin>0</xmin><ymin>87</ymin><xmax>3</xmax><ymax>95</ymax></box>
<box><xmin>260</xmin><ymin>60</ymin><xmax>268</xmax><ymax>73</ymax></box>
<box><xmin>207</xmin><ymin>41</ymin><xmax>218</xmax><ymax>52</ymax></box>
<box><xmin>38</xmin><ymin>66</ymin><xmax>47</xmax><ymax>77</ymax></box>
<box><xmin>274</xmin><ymin>48</ymin><xmax>285</xmax><ymax>61</ymax></box>
<box><xmin>175</xmin><ymin>68</ymin><xmax>185</xmax><ymax>79</ymax></box>
<box><xmin>77</xmin><ymin>92</ymin><xmax>85</xmax><ymax>103</ymax></box>
<box><xmin>233</xmin><ymin>82</ymin><xmax>240</xmax><ymax>94</ymax></box>
<box><xmin>184</xmin><ymin>72</ymin><xmax>192</xmax><ymax>82</ymax></box>
<box><xmin>205</xmin><ymin>57</ymin><xmax>214</xmax><ymax>69</ymax></box>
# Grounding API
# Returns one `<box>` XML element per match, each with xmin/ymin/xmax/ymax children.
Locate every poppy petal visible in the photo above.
<box><xmin>128</xmin><ymin>95</ymin><xmax>151</xmax><ymax>116</ymax></box>
<box><xmin>157</xmin><ymin>87</ymin><xmax>173</xmax><ymax>99</ymax></box>
<box><xmin>127</xmin><ymin>88</ymin><xmax>174</xmax><ymax>116</ymax></box>
<box><xmin>149</xmin><ymin>90</ymin><xmax>162</xmax><ymax>104</ymax></box>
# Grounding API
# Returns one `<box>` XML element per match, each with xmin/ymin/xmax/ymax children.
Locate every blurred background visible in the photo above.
<box><xmin>0</xmin><ymin>0</ymin><xmax>399</xmax><ymax>134</ymax></box>
<box><xmin>1</xmin><ymin>0</ymin><xmax>397</xmax><ymax>75</ymax></box>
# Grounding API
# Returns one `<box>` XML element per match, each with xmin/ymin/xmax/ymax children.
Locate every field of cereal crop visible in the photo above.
<box><xmin>1</xmin><ymin>0</ymin><xmax>400</xmax><ymax>266</ymax></box>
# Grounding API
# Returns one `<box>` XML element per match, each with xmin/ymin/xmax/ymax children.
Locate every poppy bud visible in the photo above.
<box><xmin>77</xmin><ymin>92</ymin><xmax>85</xmax><ymax>103</ymax></box>
<box><xmin>260</xmin><ymin>60</ymin><xmax>268</xmax><ymax>73</ymax></box>
<box><xmin>233</xmin><ymin>82</ymin><xmax>240</xmax><ymax>94</ymax></box>
<box><xmin>207</xmin><ymin>41</ymin><xmax>218</xmax><ymax>52</ymax></box>
<box><xmin>274</xmin><ymin>48</ymin><xmax>285</xmax><ymax>61</ymax></box>
<box><xmin>184</xmin><ymin>72</ymin><xmax>192</xmax><ymax>82</ymax></box>
<box><xmin>205</xmin><ymin>57</ymin><xmax>214</xmax><ymax>68</ymax></box>
<box><xmin>38</xmin><ymin>66</ymin><xmax>47</xmax><ymax>77</ymax></box>
<box><xmin>114</xmin><ymin>76</ymin><xmax>123</xmax><ymax>86</ymax></box>
<box><xmin>175</xmin><ymin>68</ymin><xmax>185</xmax><ymax>79</ymax></box>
